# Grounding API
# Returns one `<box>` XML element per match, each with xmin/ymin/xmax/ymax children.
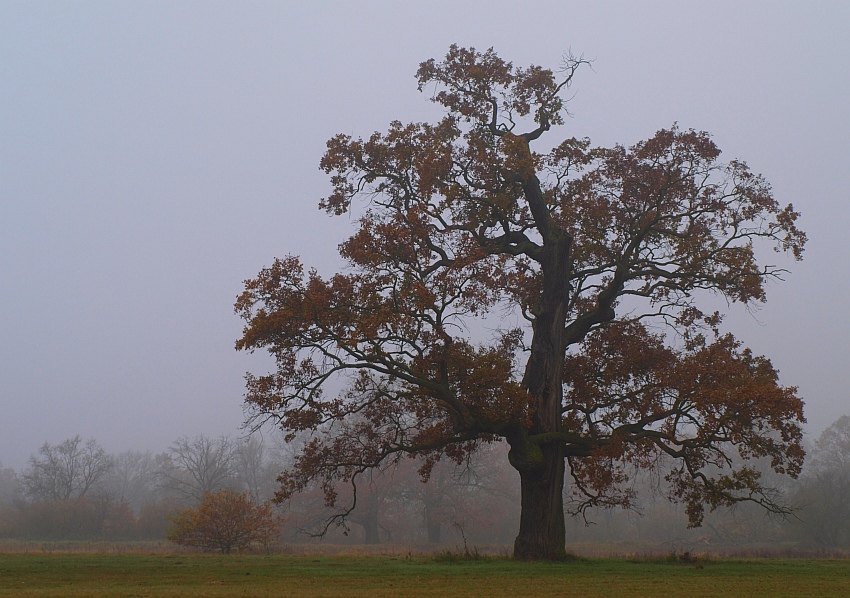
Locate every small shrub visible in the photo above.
<box><xmin>167</xmin><ymin>489</ymin><xmax>280</xmax><ymax>554</ymax></box>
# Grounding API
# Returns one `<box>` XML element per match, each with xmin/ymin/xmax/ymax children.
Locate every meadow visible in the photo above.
<box><xmin>1</xmin><ymin>550</ymin><xmax>849</xmax><ymax>597</ymax></box>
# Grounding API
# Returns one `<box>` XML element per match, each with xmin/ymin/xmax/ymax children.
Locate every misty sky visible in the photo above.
<box><xmin>1</xmin><ymin>1</ymin><xmax>848</xmax><ymax>469</ymax></box>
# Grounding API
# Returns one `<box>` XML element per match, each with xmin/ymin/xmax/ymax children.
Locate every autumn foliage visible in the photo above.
<box><xmin>236</xmin><ymin>45</ymin><xmax>806</xmax><ymax>560</ymax></box>
<box><xmin>167</xmin><ymin>488</ymin><xmax>279</xmax><ymax>553</ymax></box>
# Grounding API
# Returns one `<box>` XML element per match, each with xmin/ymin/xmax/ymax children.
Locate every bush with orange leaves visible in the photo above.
<box><xmin>166</xmin><ymin>488</ymin><xmax>280</xmax><ymax>553</ymax></box>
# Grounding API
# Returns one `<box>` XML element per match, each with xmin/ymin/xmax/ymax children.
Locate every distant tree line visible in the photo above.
<box><xmin>1</xmin><ymin>416</ymin><xmax>849</xmax><ymax>550</ymax></box>
<box><xmin>0</xmin><ymin>434</ymin><xmax>278</xmax><ymax>541</ymax></box>
<box><xmin>0</xmin><ymin>432</ymin><xmax>519</xmax><ymax>545</ymax></box>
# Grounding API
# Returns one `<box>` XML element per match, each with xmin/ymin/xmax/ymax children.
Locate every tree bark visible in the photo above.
<box><xmin>511</xmin><ymin>440</ymin><xmax>567</xmax><ymax>560</ymax></box>
<box><xmin>511</xmin><ymin>203</ymin><xmax>573</xmax><ymax>559</ymax></box>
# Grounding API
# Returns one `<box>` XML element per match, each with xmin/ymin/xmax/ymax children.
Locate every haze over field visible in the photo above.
<box><xmin>1</xmin><ymin>1</ymin><xmax>848</xmax><ymax>468</ymax></box>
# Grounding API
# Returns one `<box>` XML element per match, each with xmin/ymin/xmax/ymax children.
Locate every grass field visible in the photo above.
<box><xmin>1</xmin><ymin>552</ymin><xmax>849</xmax><ymax>597</ymax></box>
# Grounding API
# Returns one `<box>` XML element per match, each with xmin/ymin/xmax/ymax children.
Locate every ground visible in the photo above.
<box><xmin>1</xmin><ymin>550</ymin><xmax>849</xmax><ymax>597</ymax></box>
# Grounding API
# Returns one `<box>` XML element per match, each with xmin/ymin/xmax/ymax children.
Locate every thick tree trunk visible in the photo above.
<box><xmin>361</xmin><ymin>506</ymin><xmax>380</xmax><ymax>544</ymax></box>
<box><xmin>423</xmin><ymin>477</ymin><xmax>442</xmax><ymax>543</ymax></box>
<box><xmin>423</xmin><ymin>502</ymin><xmax>441</xmax><ymax>543</ymax></box>
<box><xmin>511</xmin><ymin>441</ymin><xmax>567</xmax><ymax>560</ymax></box>
<box><xmin>361</xmin><ymin>513</ymin><xmax>379</xmax><ymax>544</ymax></box>
<box><xmin>356</xmin><ymin>473</ymin><xmax>381</xmax><ymax>544</ymax></box>
<box><xmin>512</xmin><ymin>193</ymin><xmax>573</xmax><ymax>559</ymax></box>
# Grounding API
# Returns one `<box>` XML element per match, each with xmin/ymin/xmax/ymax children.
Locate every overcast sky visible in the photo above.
<box><xmin>1</xmin><ymin>1</ymin><xmax>847</xmax><ymax>469</ymax></box>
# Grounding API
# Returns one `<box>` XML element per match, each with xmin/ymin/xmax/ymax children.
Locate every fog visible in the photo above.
<box><xmin>3</xmin><ymin>428</ymin><xmax>849</xmax><ymax>550</ymax></box>
<box><xmin>1</xmin><ymin>1</ymin><xmax>848</xmax><ymax>471</ymax></box>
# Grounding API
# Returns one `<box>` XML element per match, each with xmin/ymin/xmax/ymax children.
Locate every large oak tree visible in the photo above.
<box><xmin>236</xmin><ymin>46</ymin><xmax>806</xmax><ymax>560</ymax></box>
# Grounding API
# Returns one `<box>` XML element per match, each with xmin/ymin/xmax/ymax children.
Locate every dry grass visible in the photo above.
<box><xmin>1</xmin><ymin>538</ymin><xmax>847</xmax><ymax>558</ymax></box>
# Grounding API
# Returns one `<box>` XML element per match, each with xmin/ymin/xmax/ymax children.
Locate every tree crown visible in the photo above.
<box><xmin>236</xmin><ymin>45</ymin><xmax>805</xmax><ymax>530</ymax></box>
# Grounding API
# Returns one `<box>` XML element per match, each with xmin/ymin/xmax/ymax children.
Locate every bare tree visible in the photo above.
<box><xmin>233</xmin><ymin>436</ymin><xmax>279</xmax><ymax>502</ymax></box>
<box><xmin>0</xmin><ymin>463</ymin><xmax>21</xmax><ymax>506</ymax></box>
<box><xmin>22</xmin><ymin>436</ymin><xmax>112</xmax><ymax>501</ymax></box>
<box><xmin>101</xmin><ymin>450</ymin><xmax>159</xmax><ymax>512</ymax></box>
<box><xmin>792</xmin><ymin>416</ymin><xmax>850</xmax><ymax>547</ymax></box>
<box><xmin>158</xmin><ymin>435</ymin><xmax>235</xmax><ymax>502</ymax></box>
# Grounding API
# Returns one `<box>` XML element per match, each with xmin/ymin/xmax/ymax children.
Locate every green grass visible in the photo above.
<box><xmin>1</xmin><ymin>552</ymin><xmax>849</xmax><ymax>597</ymax></box>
